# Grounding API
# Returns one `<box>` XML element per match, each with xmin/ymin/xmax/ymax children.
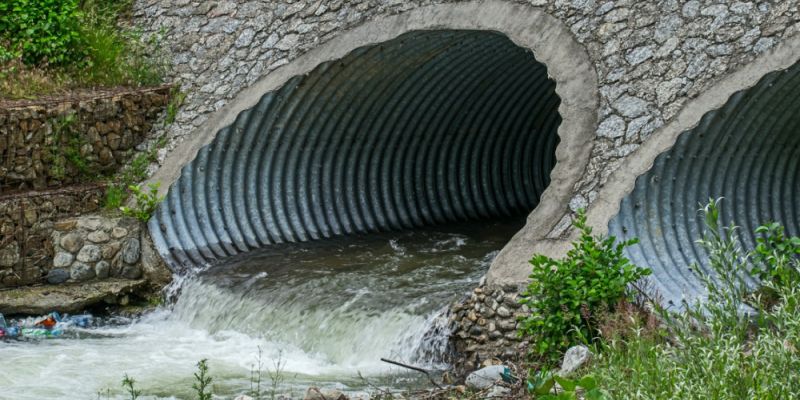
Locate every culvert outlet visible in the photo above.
<box><xmin>150</xmin><ymin>30</ymin><xmax>562</xmax><ymax>270</ymax></box>
<box><xmin>609</xmin><ymin>62</ymin><xmax>800</xmax><ymax>307</ymax></box>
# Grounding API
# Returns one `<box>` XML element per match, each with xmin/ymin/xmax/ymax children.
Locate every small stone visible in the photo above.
<box><xmin>303</xmin><ymin>387</ymin><xmax>348</xmax><ymax>400</ymax></box>
<box><xmin>625</xmin><ymin>45</ymin><xmax>654</xmax><ymax>66</ymax></box>
<box><xmin>70</xmin><ymin>262</ymin><xmax>95</xmax><ymax>282</ymax></box>
<box><xmin>613</xmin><ymin>95</ymin><xmax>648</xmax><ymax>118</ymax></box>
<box><xmin>111</xmin><ymin>227</ymin><xmax>128</xmax><ymax>239</ymax></box>
<box><xmin>469</xmin><ymin>326</ymin><xmax>483</xmax><ymax>336</ymax></box>
<box><xmin>498</xmin><ymin>320</ymin><xmax>516</xmax><ymax>332</ymax></box>
<box><xmin>88</xmin><ymin>231</ymin><xmax>110</xmax><ymax>243</ymax></box>
<box><xmin>0</xmin><ymin>245</ymin><xmax>20</xmax><ymax>267</ymax></box>
<box><xmin>489</xmin><ymin>330</ymin><xmax>503</xmax><ymax>340</ymax></box>
<box><xmin>102</xmin><ymin>242</ymin><xmax>121</xmax><ymax>260</ymax></box>
<box><xmin>560</xmin><ymin>345</ymin><xmax>593</xmax><ymax>376</ymax></box>
<box><xmin>275</xmin><ymin>34</ymin><xmax>299</xmax><ymax>51</ymax></box>
<box><xmin>503</xmin><ymin>294</ymin><xmax>520</xmax><ymax>308</ymax></box>
<box><xmin>53</xmin><ymin>252</ymin><xmax>75</xmax><ymax>268</ymax></box>
<box><xmin>121</xmin><ymin>263</ymin><xmax>142</xmax><ymax>279</ymax></box>
<box><xmin>496</xmin><ymin>306</ymin><xmax>512</xmax><ymax>318</ymax></box>
<box><xmin>467</xmin><ymin>310</ymin><xmax>478</xmax><ymax>322</ymax></box>
<box><xmin>121</xmin><ymin>238</ymin><xmax>141</xmax><ymax>264</ymax></box>
<box><xmin>596</xmin><ymin>115</ymin><xmax>626</xmax><ymax>138</ymax></box>
<box><xmin>235</xmin><ymin>28</ymin><xmax>256</xmax><ymax>48</ymax></box>
<box><xmin>682</xmin><ymin>1</ymin><xmax>701</xmax><ymax>18</ymax></box>
<box><xmin>466</xmin><ymin>365</ymin><xmax>507</xmax><ymax>389</ymax></box>
<box><xmin>60</xmin><ymin>233</ymin><xmax>84</xmax><ymax>253</ymax></box>
<box><xmin>54</xmin><ymin>219</ymin><xmax>77</xmax><ymax>231</ymax></box>
<box><xmin>78</xmin><ymin>217</ymin><xmax>102</xmax><ymax>231</ymax></box>
<box><xmin>46</xmin><ymin>268</ymin><xmax>70</xmax><ymax>284</ymax></box>
<box><xmin>77</xmin><ymin>245</ymin><xmax>103</xmax><ymax>263</ymax></box>
<box><xmin>95</xmin><ymin>261</ymin><xmax>110</xmax><ymax>279</ymax></box>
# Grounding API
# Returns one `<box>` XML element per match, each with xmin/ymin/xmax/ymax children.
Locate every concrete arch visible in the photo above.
<box><xmin>586</xmin><ymin>36</ymin><xmax>800</xmax><ymax>306</ymax></box>
<box><xmin>147</xmin><ymin>1</ymin><xmax>598</xmax><ymax>273</ymax></box>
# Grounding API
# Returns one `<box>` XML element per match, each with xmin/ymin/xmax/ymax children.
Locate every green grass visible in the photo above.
<box><xmin>582</xmin><ymin>200</ymin><xmax>800</xmax><ymax>399</ymax></box>
<box><xmin>0</xmin><ymin>0</ymin><xmax>165</xmax><ymax>99</ymax></box>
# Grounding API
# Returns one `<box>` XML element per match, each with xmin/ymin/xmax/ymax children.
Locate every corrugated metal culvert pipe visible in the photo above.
<box><xmin>609</xmin><ymin>62</ymin><xmax>800</xmax><ymax>307</ymax></box>
<box><xmin>150</xmin><ymin>30</ymin><xmax>562</xmax><ymax>271</ymax></box>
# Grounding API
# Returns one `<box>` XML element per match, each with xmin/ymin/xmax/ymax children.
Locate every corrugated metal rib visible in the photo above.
<box><xmin>609</xmin><ymin>63</ymin><xmax>800</xmax><ymax>307</ymax></box>
<box><xmin>150</xmin><ymin>30</ymin><xmax>562</xmax><ymax>271</ymax></box>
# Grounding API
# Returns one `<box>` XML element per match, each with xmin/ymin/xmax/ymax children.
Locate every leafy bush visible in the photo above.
<box><xmin>0</xmin><ymin>0</ymin><xmax>85</xmax><ymax>66</ymax></box>
<box><xmin>750</xmin><ymin>221</ymin><xmax>800</xmax><ymax>299</ymax></box>
<box><xmin>0</xmin><ymin>0</ymin><xmax>165</xmax><ymax>99</ymax></box>
<box><xmin>591</xmin><ymin>199</ymin><xmax>800</xmax><ymax>399</ymax></box>
<box><xmin>120</xmin><ymin>183</ymin><xmax>163</xmax><ymax>222</ymax></box>
<box><xmin>529</xmin><ymin>371</ymin><xmax>605</xmax><ymax>400</ymax></box>
<box><xmin>518</xmin><ymin>209</ymin><xmax>651</xmax><ymax>361</ymax></box>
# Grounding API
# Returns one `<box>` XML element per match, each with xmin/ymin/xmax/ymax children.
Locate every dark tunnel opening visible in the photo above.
<box><xmin>609</xmin><ymin>61</ymin><xmax>800</xmax><ymax>306</ymax></box>
<box><xmin>150</xmin><ymin>30</ymin><xmax>563</xmax><ymax>270</ymax></box>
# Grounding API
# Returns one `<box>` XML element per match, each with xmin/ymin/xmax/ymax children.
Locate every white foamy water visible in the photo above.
<box><xmin>0</xmin><ymin>221</ymin><xmax>521</xmax><ymax>399</ymax></box>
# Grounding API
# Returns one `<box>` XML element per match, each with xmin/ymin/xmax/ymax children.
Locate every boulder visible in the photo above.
<box><xmin>77</xmin><ymin>245</ymin><xmax>102</xmax><ymax>263</ymax></box>
<box><xmin>95</xmin><ymin>261</ymin><xmax>110</xmax><ymax>279</ymax></box>
<box><xmin>53</xmin><ymin>252</ymin><xmax>75</xmax><ymax>268</ymax></box>
<box><xmin>71</xmin><ymin>262</ymin><xmax>95</xmax><ymax>282</ymax></box>
<box><xmin>60</xmin><ymin>232</ymin><xmax>84</xmax><ymax>253</ymax></box>
<box><xmin>121</xmin><ymin>238</ymin><xmax>141</xmax><ymax>264</ymax></box>
<box><xmin>466</xmin><ymin>365</ymin><xmax>507</xmax><ymax>390</ymax></box>
<box><xmin>559</xmin><ymin>345</ymin><xmax>592</xmax><ymax>376</ymax></box>
<box><xmin>304</xmin><ymin>387</ymin><xmax>348</xmax><ymax>400</ymax></box>
<box><xmin>46</xmin><ymin>268</ymin><xmax>70</xmax><ymax>284</ymax></box>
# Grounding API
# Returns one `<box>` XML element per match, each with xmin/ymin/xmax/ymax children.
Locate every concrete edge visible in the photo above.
<box><xmin>584</xmin><ymin>32</ymin><xmax>800</xmax><ymax>237</ymax></box>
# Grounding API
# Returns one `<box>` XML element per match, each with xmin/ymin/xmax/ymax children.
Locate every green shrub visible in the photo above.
<box><xmin>750</xmin><ymin>221</ymin><xmax>800</xmax><ymax>296</ymax></box>
<box><xmin>0</xmin><ymin>0</ymin><xmax>165</xmax><ymax>99</ymax></box>
<box><xmin>0</xmin><ymin>0</ymin><xmax>85</xmax><ymax>66</ymax></box>
<box><xmin>518</xmin><ymin>209</ymin><xmax>651</xmax><ymax>362</ymax></box>
<box><xmin>120</xmin><ymin>183</ymin><xmax>163</xmax><ymax>222</ymax></box>
<box><xmin>529</xmin><ymin>371</ymin><xmax>605</xmax><ymax>400</ymax></box>
<box><xmin>192</xmin><ymin>359</ymin><xmax>213</xmax><ymax>400</ymax></box>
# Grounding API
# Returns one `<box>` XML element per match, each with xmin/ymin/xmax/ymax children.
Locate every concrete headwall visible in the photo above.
<box><xmin>134</xmin><ymin>0</ymin><xmax>800</xmax><ymax>285</ymax></box>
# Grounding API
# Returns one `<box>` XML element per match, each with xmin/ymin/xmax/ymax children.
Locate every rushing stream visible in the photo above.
<box><xmin>0</xmin><ymin>219</ymin><xmax>522</xmax><ymax>399</ymax></box>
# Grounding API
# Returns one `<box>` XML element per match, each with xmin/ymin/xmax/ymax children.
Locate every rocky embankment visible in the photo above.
<box><xmin>0</xmin><ymin>87</ymin><xmax>172</xmax><ymax>316</ymax></box>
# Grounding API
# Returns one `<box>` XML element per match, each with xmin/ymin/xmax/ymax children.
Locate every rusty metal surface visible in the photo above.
<box><xmin>149</xmin><ymin>30</ymin><xmax>561</xmax><ymax>271</ymax></box>
<box><xmin>609</xmin><ymin>62</ymin><xmax>800</xmax><ymax>307</ymax></box>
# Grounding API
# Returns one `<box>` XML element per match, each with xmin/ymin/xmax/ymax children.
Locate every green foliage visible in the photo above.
<box><xmin>119</xmin><ymin>183</ymin><xmax>163</xmax><ymax>222</ymax></box>
<box><xmin>121</xmin><ymin>374</ymin><xmax>141</xmax><ymax>400</ymax></box>
<box><xmin>591</xmin><ymin>199</ymin><xmax>800</xmax><ymax>399</ymax></box>
<box><xmin>0</xmin><ymin>0</ymin><xmax>165</xmax><ymax>99</ymax></box>
<box><xmin>165</xmin><ymin>87</ymin><xmax>187</xmax><ymax>125</ymax></box>
<box><xmin>0</xmin><ymin>0</ymin><xmax>85</xmax><ymax>66</ymax></box>
<box><xmin>192</xmin><ymin>359</ymin><xmax>213</xmax><ymax>400</ymax></box>
<box><xmin>45</xmin><ymin>113</ymin><xmax>95</xmax><ymax>180</ymax></box>
<box><xmin>750</xmin><ymin>221</ymin><xmax>800</xmax><ymax>293</ymax></box>
<box><xmin>104</xmin><ymin>135</ymin><xmax>167</xmax><ymax>210</ymax></box>
<box><xmin>529</xmin><ymin>370</ymin><xmax>605</xmax><ymax>400</ymax></box>
<box><xmin>518</xmin><ymin>209</ymin><xmax>651</xmax><ymax>361</ymax></box>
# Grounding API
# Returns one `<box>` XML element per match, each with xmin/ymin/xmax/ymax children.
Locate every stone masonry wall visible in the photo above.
<box><xmin>0</xmin><ymin>86</ymin><xmax>171</xmax><ymax>191</ymax></box>
<box><xmin>133</xmin><ymin>0</ymin><xmax>799</xmax><ymax>237</ymax></box>
<box><xmin>0</xmin><ymin>185</ymin><xmax>104</xmax><ymax>286</ymax></box>
<box><xmin>448</xmin><ymin>283</ymin><xmax>527</xmax><ymax>373</ymax></box>
<box><xmin>0</xmin><ymin>184</ymin><xmax>159</xmax><ymax>289</ymax></box>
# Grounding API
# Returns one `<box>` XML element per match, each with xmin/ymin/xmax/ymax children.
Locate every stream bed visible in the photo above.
<box><xmin>0</xmin><ymin>219</ymin><xmax>522</xmax><ymax>399</ymax></box>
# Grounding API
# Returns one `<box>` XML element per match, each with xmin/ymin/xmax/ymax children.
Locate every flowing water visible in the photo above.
<box><xmin>0</xmin><ymin>219</ymin><xmax>523</xmax><ymax>399</ymax></box>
